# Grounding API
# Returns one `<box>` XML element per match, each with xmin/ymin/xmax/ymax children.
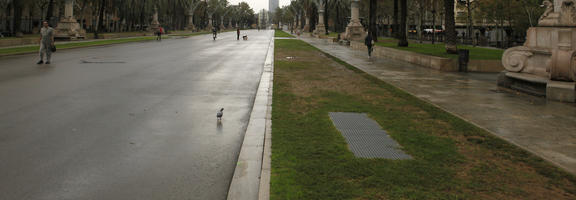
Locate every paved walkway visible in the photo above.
<box><xmin>300</xmin><ymin>36</ymin><xmax>576</xmax><ymax>174</ymax></box>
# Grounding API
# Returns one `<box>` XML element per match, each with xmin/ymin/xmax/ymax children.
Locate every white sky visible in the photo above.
<box><xmin>228</xmin><ymin>0</ymin><xmax>292</xmax><ymax>12</ymax></box>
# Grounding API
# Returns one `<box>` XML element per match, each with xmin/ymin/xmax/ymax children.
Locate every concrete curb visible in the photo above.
<box><xmin>227</xmin><ymin>31</ymin><xmax>274</xmax><ymax>200</ymax></box>
<box><xmin>0</xmin><ymin>33</ymin><xmax>208</xmax><ymax>58</ymax></box>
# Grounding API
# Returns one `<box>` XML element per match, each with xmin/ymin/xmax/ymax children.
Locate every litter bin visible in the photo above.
<box><xmin>458</xmin><ymin>49</ymin><xmax>470</xmax><ymax>72</ymax></box>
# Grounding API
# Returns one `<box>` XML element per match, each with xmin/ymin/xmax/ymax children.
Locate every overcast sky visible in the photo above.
<box><xmin>228</xmin><ymin>0</ymin><xmax>292</xmax><ymax>12</ymax></box>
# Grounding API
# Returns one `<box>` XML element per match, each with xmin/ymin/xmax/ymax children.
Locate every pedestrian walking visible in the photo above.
<box><xmin>157</xmin><ymin>27</ymin><xmax>165</xmax><ymax>41</ymax></box>
<box><xmin>365</xmin><ymin>33</ymin><xmax>374</xmax><ymax>57</ymax></box>
<box><xmin>37</xmin><ymin>21</ymin><xmax>54</xmax><ymax>64</ymax></box>
<box><xmin>237</xmin><ymin>28</ymin><xmax>240</xmax><ymax>40</ymax></box>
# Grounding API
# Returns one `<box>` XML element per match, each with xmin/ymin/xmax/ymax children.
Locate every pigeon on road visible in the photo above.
<box><xmin>217</xmin><ymin>108</ymin><xmax>224</xmax><ymax>121</ymax></box>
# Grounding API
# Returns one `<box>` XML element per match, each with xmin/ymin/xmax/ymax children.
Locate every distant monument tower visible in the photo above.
<box><xmin>269</xmin><ymin>0</ymin><xmax>279</xmax><ymax>13</ymax></box>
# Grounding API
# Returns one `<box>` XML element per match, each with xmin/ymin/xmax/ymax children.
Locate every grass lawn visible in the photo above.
<box><xmin>375</xmin><ymin>38</ymin><xmax>504</xmax><ymax>60</ymax></box>
<box><xmin>0</xmin><ymin>37</ymin><xmax>162</xmax><ymax>56</ymax></box>
<box><xmin>271</xmin><ymin>39</ymin><xmax>575</xmax><ymax>199</ymax></box>
<box><xmin>275</xmin><ymin>30</ymin><xmax>295</xmax><ymax>38</ymax></box>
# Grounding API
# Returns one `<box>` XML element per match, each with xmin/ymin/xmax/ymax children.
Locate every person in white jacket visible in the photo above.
<box><xmin>37</xmin><ymin>21</ymin><xmax>55</xmax><ymax>65</ymax></box>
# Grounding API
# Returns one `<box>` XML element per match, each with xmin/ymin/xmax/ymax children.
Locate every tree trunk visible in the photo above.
<box><xmin>393</xmin><ymin>0</ymin><xmax>399</xmax><ymax>39</ymax></box>
<box><xmin>324</xmin><ymin>0</ymin><xmax>328</xmax><ymax>35</ymax></box>
<box><xmin>418</xmin><ymin>6</ymin><xmax>423</xmax><ymax>43</ymax></box>
<box><xmin>13</xmin><ymin>0</ymin><xmax>23</xmax><ymax>37</ymax></box>
<box><xmin>444</xmin><ymin>0</ymin><xmax>458</xmax><ymax>54</ymax></box>
<box><xmin>46</xmin><ymin>0</ymin><xmax>55</xmax><ymax>23</ymax></box>
<box><xmin>432</xmin><ymin>7</ymin><xmax>436</xmax><ymax>44</ymax></box>
<box><xmin>466</xmin><ymin>0</ymin><xmax>473</xmax><ymax>40</ymax></box>
<box><xmin>95</xmin><ymin>0</ymin><xmax>106</xmax><ymax>39</ymax></box>
<box><xmin>369</xmin><ymin>0</ymin><xmax>378</xmax><ymax>42</ymax></box>
<box><xmin>398</xmin><ymin>0</ymin><xmax>408</xmax><ymax>46</ymax></box>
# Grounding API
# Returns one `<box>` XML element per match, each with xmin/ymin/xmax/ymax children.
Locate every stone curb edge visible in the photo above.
<box><xmin>227</xmin><ymin>31</ymin><xmax>274</xmax><ymax>200</ymax></box>
<box><xmin>0</xmin><ymin>33</ymin><xmax>209</xmax><ymax>58</ymax></box>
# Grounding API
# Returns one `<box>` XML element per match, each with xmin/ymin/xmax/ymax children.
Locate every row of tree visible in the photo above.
<box><xmin>1</xmin><ymin>0</ymin><xmax>257</xmax><ymax>37</ymax></box>
<box><xmin>273</xmin><ymin>0</ymin><xmax>545</xmax><ymax>53</ymax></box>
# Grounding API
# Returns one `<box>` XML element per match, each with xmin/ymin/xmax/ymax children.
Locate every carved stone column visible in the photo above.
<box><xmin>344</xmin><ymin>0</ymin><xmax>364</xmax><ymax>41</ymax></box>
<box><xmin>499</xmin><ymin>0</ymin><xmax>576</xmax><ymax>102</ymax></box>
<box><xmin>315</xmin><ymin>3</ymin><xmax>326</xmax><ymax>38</ymax></box>
<box><xmin>55</xmin><ymin>0</ymin><xmax>86</xmax><ymax>40</ymax></box>
<box><xmin>303</xmin><ymin>15</ymin><xmax>310</xmax><ymax>32</ymax></box>
<box><xmin>150</xmin><ymin>7</ymin><xmax>161</xmax><ymax>32</ymax></box>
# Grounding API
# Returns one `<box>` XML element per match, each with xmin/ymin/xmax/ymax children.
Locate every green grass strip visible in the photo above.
<box><xmin>271</xmin><ymin>39</ymin><xmax>575</xmax><ymax>199</ymax></box>
<box><xmin>0</xmin><ymin>36</ymin><xmax>161</xmax><ymax>56</ymax></box>
<box><xmin>274</xmin><ymin>30</ymin><xmax>295</xmax><ymax>38</ymax></box>
<box><xmin>375</xmin><ymin>39</ymin><xmax>504</xmax><ymax>60</ymax></box>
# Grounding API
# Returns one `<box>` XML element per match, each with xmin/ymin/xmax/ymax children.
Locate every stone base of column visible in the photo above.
<box><xmin>220</xmin><ymin>24</ymin><xmax>226</xmax><ymax>31</ymax></box>
<box><xmin>55</xmin><ymin>18</ymin><xmax>86</xmax><ymax>40</ymax></box>
<box><xmin>187</xmin><ymin>24</ymin><xmax>196</xmax><ymax>31</ymax></box>
<box><xmin>150</xmin><ymin>21</ymin><xmax>160</xmax><ymax>33</ymax></box>
<box><xmin>547</xmin><ymin>81</ymin><xmax>576</xmax><ymax>103</ymax></box>
<box><xmin>303</xmin><ymin>24</ymin><xmax>310</xmax><ymax>33</ymax></box>
<box><xmin>344</xmin><ymin>20</ymin><xmax>364</xmax><ymax>41</ymax></box>
<box><xmin>315</xmin><ymin>25</ymin><xmax>326</xmax><ymax>38</ymax></box>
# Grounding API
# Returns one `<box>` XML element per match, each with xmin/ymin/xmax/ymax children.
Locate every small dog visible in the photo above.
<box><xmin>242</xmin><ymin>35</ymin><xmax>248</xmax><ymax>40</ymax></box>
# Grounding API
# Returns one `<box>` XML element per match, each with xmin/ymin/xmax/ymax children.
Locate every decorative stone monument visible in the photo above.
<box><xmin>55</xmin><ymin>0</ymin><xmax>86</xmax><ymax>40</ymax></box>
<box><xmin>150</xmin><ymin>7</ymin><xmax>161</xmax><ymax>32</ymax></box>
<box><xmin>500</xmin><ymin>0</ymin><xmax>576</xmax><ymax>102</ymax></box>
<box><xmin>315</xmin><ymin>2</ymin><xmax>326</xmax><ymax>38</ymax></box>
<box><xmin>344</xmin><ymin>0</ymin><xmax>364</xmax><ymax>41</ymax></box>
<box><xmin>303</xmin><ymin>15</ymin><xmax>310</xmax><ymax>32</ymax></box>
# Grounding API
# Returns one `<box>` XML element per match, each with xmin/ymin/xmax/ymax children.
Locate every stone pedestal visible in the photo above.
<box><xmin>547</xmin><ymin>81</ymin><xmax>576</xmax><ymax>102</ymax></box>
<box><xmin>55</xmin><ymin>0</ymin><xmax>86</xmax><ymax>40</ymax></box>
<box><xmin>316</xmin><ymin>8</ymin><xmax>326</xmax><ymax>38</ymax></box>
<box><xmin>303</xmin><ymin>17</ymin><xmax>310</xmax><ymax>32</ymax></box>
<box><xmin>499</xmin><ymin>0</ymin><xmax>576</xmax><ymax>102</ymax></box>
<box><xmin>344</xmin><ymin>0</ymin><xmax>364</xmax><ymax>41</ymax></box>
<box><xmin>150</xmin><ymin>8</ymin><xmax>161</xmax><ymax>32</ymax></box>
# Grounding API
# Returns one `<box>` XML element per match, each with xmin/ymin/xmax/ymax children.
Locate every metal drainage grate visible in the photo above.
<box><xmin>329</xmin><ymin>112</ymin><xmax>412</xmax><ymax>159</ymax></box>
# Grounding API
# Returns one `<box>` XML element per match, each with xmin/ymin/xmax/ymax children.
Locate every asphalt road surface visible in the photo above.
<box><xmin>0</xmin><ymin>30</ymin><xmax>273</xmax><ymax>200</ymax></box>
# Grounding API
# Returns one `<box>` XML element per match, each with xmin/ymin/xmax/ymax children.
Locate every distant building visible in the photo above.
<box><xmin>269</xmin><ymin>0</ymin><xmax>279</xmax><ymax>13</ymax></box>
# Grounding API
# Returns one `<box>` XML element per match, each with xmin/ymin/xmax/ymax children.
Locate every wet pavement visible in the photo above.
<box><xmin>0</xmin><ymin>30</ymin><xmax>273</xmax><ymax>200</ymax></box>
<box><xmin>300</xmin><ymin>36</ymin><xmax>576</xmax><ymax>175</ymax></box>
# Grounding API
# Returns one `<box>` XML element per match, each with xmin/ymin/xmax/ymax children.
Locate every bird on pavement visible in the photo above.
<box><xmin>217</xmin><ymin>108</ymin><xmax>224</xmax><ymax>121</ymax></box>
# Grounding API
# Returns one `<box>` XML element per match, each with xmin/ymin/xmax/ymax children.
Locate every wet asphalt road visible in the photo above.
<box><xmin>0</xmin><ymin>30</ymin><xmax>273</xmax><ymax>200</ymax></box>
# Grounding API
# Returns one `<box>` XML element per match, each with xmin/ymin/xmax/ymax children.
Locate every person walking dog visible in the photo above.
<box><xmin>237</xmin><ymin>28</ymin><xmax>240</xmax><ymax>40</ymax></box>
<box><xmin>37</xmin><ymin>21</ymin><xmax>55</xmax><ymax>64</ymax></box>
<box><xmin>156</xmin><ymin>27</ymin><xmax>164</xmax><ymax>41</ymax></box>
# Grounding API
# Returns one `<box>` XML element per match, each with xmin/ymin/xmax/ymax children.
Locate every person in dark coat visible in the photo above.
<box><xmin>237</xmin><ymin>28</ymin><xmax>240</xmax><ymax>40</ymax></box>
<box><xmin>365</xmin><ymin>33</ymin><xmax>374</xmax><ymax>57</ymax></box>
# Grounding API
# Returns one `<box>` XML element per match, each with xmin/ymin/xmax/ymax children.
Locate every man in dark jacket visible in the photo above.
<box><xmin>365</xmin><ymin>33</ymin><xmax>374</xmax><ymax>57</ymax></box>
